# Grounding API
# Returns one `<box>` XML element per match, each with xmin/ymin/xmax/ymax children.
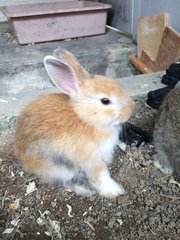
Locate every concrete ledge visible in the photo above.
<box><xmin>0</xmin><ymin>71</ymin><xmax>165</xmax><ymax>121</ymax></box>
<box><xmin>0</xmin><ymin>21</ymin><xmax>165</xmax><ymax>131</ymax></box>
<box><xmin>117</xmin><ymin>71</ymin><xmax>165</xmax><ymax>98</ymax></box>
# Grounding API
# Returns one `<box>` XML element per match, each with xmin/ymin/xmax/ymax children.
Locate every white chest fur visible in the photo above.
<box><xmin>99</xmin><ymin>126</ymin><xmax>120</xmax><ymax>165</ymax></box>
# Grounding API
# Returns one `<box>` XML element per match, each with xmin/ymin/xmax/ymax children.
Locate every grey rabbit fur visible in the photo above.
<box><xmin>153</xmin><ymin>82</ymin><xmax>180</xmax><ymax>180</ymax></box>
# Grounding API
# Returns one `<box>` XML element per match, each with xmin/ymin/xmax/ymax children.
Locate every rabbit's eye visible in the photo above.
<box><xmin>101</xmin><ymin>98</ymin><xmax>111</xmax><ymax>105</ymax></box>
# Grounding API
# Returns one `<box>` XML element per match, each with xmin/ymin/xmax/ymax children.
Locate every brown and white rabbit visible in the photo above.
<box><xmin>153</xmin><ymin>82</ymin><xmax>180</xmax><ymax>181</ymax></box>
<box><xmin>15</xmin><ymin>49</ymin><xmax>134</xmax><ymax>198</ymax></box>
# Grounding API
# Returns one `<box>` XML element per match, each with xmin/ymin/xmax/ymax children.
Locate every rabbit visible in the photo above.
<box><xmin>153</xmin><ymin>82</ymin><xmax>180</xmax><ymax>181</ymax></box>
<box><xmin>14</xmin><ymin>49</ymin><xmax>134</xmax><ymax>198</ymax></box>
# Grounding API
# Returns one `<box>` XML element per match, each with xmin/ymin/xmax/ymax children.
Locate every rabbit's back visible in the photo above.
<box><xmin>167</xmin><ymin>87</ymin><xmax>180</xmax><ymax>135</ymax></box>
<box><xmin>15</xmin><ymin>93</ymin><xmax>115</xmax><ymax>168</ymax></box>
<box><xmin>154</xmin><ymin>87</ymin><xmax>180</xmax><ymax>180</ymax></box>
<box><xmin>15</xmin><ymin>93</ymin><xmax>73</xmax><ymax>152</ymax></box>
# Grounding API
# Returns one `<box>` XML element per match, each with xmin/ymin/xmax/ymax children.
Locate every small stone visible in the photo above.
<box><xmin>9</xmin><ymin>199</ymin><xmax>20</xmax><ymax>210</ymax></box>
<box><xmin>168</xmin><ymin>221</ymin><xmax>176</xmax><ymax>228</ymax></box>
<box><xmin>108</xmin><ymin>217</ymin><xmax>116</xmax><ymax>228</ymax></box>
<box><xmin>117</xmin><ymin>219</ymin><xmax>123</xmax><ymax>225</ymax></box>
<box><xmin>51</xmin><ymin>201</ymin><xmax>56</xmax><ymax>207</ymax></box>
<box><xmin>86</xmin><ymin>216</ymin><xmax>94</xmax><ymax>222</ymax></box>
<box><xmin>116</xmin><ymin>212</ymin><xmax>121</xmax><ymax>217</ymax></box>
<box><xmin>35</xmin><ymin>193</ymin><xmax>41</xmax><ymax>200</ymax></box>
<box><xmin>140</xmin><ymin>179</ymin><xmax>145</xmax><ymax>187</ymax></box>
<box><xmin>146</xmin><ymin>200</ymin><xmax>153</xmax><ymax>207</ymax></box>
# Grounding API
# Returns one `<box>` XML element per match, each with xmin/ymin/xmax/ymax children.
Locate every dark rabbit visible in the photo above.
<box><xmin>119</xmin><ymin>122</ymin><xmax>152</xmax><ymax>147</ymax></box>
<box><xmin>153</xmin><ymin>83</ymin><xmax>180</xmax><ymax>180</ymax></box>
<box><xmin>147</xmin><ymin>63</ymin><xmax>180</xmax><ymax>109</ymax></box>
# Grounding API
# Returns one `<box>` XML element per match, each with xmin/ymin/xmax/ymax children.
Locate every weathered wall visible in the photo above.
<box><xmin>100</xmin><ymin>0</ymin><xmax>133</xmax><ymax>35</ymax></box>
<box><xmin>132</xmin><ymin>0</ymin><xmax>180</xmax><ymax>38</ymax></box>
<box><xmin>100</xmin><ymin>0</ymin><xmax>180</xmax><ymax>38</ymax></box>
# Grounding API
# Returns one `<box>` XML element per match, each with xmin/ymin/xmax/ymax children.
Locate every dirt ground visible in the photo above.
<box><xmin>0</xmin><ymin>100</ymin><xmax>180</xmax><ymax>240</ymax></box>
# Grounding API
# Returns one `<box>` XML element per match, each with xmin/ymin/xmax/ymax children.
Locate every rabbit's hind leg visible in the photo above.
<box><xmin>154</xmin><ymin>151</ymin><xmax>173</xmax><ymax>175</ymax></box>
<box><xmin>70</xmin><ymin>170</ymin><xmax>97</xmax><ymax>197</ymax></box>
<box><xmin>22</xmin><ymin>154</ymin><xmax>77</xmax><ymax>185</ymax></box>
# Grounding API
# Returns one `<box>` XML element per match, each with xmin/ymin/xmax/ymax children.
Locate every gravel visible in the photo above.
<box><xmin>0</xmin><ymin>100</ymin><xmax>179</xmax><ymax>240</ymax></box>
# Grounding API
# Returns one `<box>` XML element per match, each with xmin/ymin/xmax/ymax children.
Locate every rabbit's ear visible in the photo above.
<box><xmin>53</xmin><ymin>48</ymin><xmax>90</xmax><ymax>81</ymax></box>
<box><xmin>44</xmin><ymin>56</ymin><xmax>78</xmax><ymax>95</ymax></box>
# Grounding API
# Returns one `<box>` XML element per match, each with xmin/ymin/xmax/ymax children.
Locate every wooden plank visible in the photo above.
<box><xmin>129</xmin><ymin>55</ymin><xmax>153</xmax><ymax>74</ymax></box>
<box><xmin>137</xmin><ymin>13</ymin><xmax>168</xmax><ymax>59</ymax></box>
<box><xmin>140</xmin><ymin>26</ymin><xmax>180</xmax><ymax>71</ymax></box>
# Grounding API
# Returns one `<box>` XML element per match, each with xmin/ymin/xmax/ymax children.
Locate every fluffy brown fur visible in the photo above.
<box><xmin>15</xmin><ymin>49</ymin><xmax>133</xmax><ymax>197</ymax></box>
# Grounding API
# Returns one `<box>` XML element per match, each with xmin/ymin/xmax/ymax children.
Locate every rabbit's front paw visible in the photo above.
<box><xmin>99</xmin><ymin>175</ymin><xmax>125</xmax><ymax>198</ymax></box>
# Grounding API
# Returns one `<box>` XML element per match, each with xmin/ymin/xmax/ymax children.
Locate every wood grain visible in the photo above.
<box><xmin>140</xmin><ymin>26</ymin><xmax>180</xmax><ymax>71</ymax></box>
<box><xmin>137</xmin><ymin>13</ymin><xmax>168</xmax><ymax>60</ymax></box>
<box><xmin>129</xmin><ymin>55</ymin><xmax>153</xmax><ymax>74</ymax></box>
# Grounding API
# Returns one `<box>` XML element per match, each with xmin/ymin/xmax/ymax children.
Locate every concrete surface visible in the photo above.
<box><xmin>0</xmin><ymin>22</ymin><xmax>137</xmax><ymax>95</ymax></box>
<box><xmin>0</xmin><ymin>71</ymin><xmax>165</xmax><ymax>119</ymax></box>
<box><xmin>0</xmin><ymin>21</ymin><xmax>166</xmax><ymax>131</ymax></box>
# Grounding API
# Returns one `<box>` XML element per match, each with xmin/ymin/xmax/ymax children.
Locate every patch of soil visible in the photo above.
<box><xmin>0</xmin><ymin>100</ymin><xmax>179</xmax><ymax>240</ymax></box>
